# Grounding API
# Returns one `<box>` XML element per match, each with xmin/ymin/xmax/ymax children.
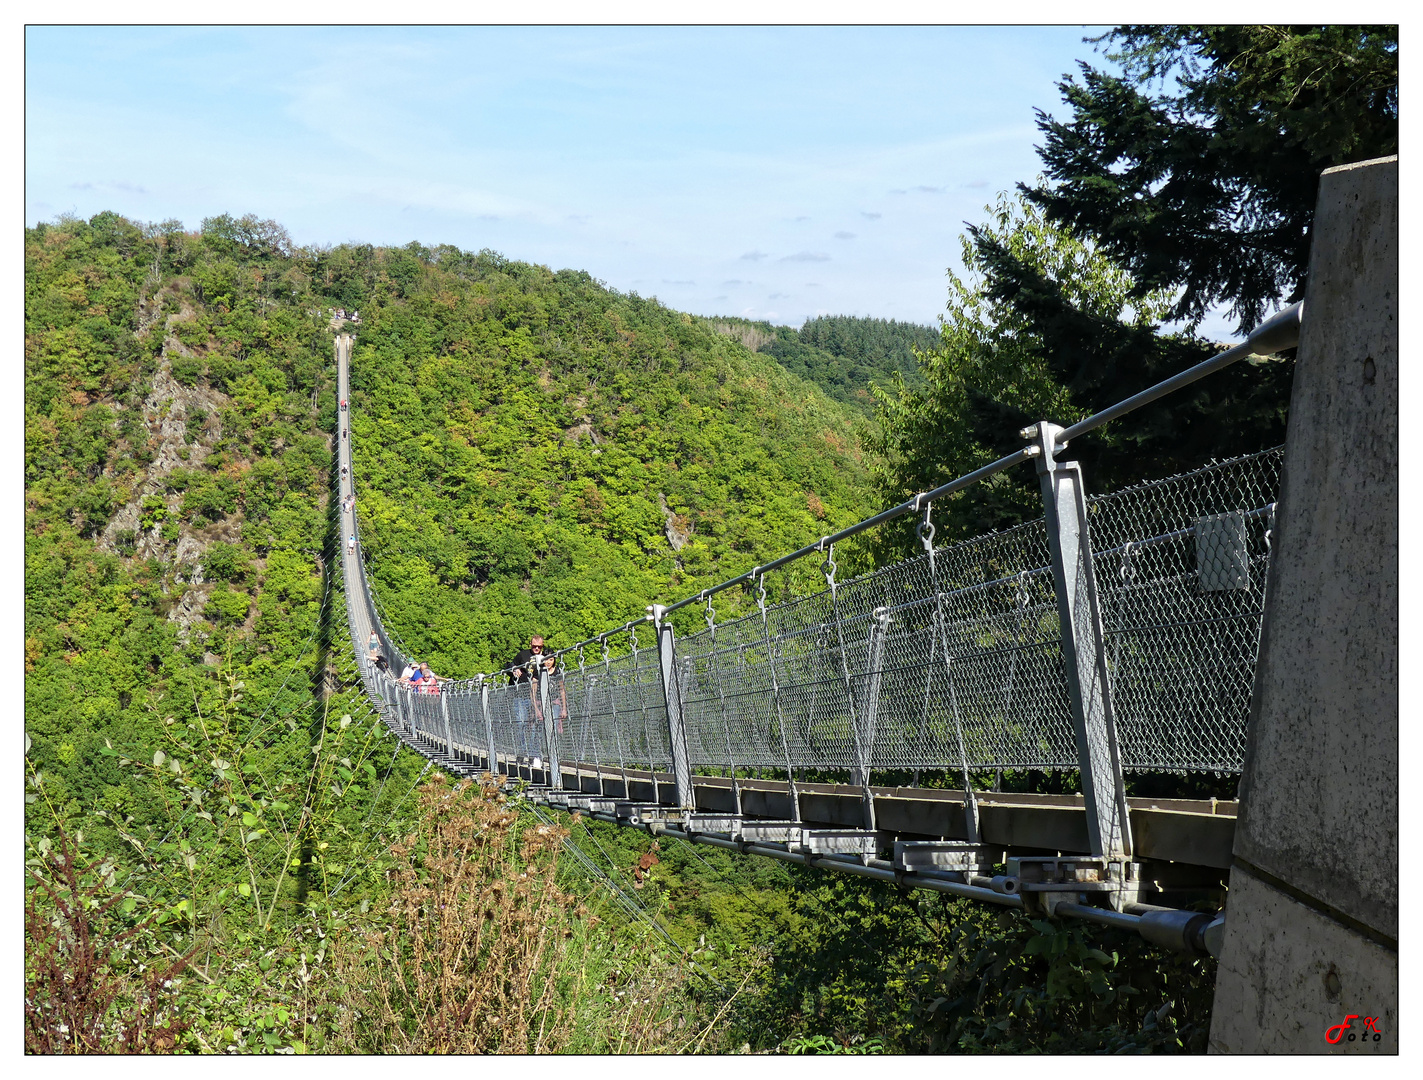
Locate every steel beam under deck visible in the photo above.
<box><xmin>456</xmin><ymin>750</ymin><xmax>1235</xmax><ymax>870</ymax></box>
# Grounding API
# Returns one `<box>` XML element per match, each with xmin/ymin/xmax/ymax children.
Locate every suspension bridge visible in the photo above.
<box><xmin>330</xmin><ymin>297</ymin><xmax>1303</xmax><ymax>961</ymax></box>
<box><xmin>322</xmin><ymin>155</ymin><xmax>1393</xmax><ymax>1054</ymax></box>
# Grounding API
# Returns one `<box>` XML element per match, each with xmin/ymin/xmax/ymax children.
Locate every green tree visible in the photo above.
<box><xmin>873</xmin><ymin>193</ymin><xmax>1292</xmax><ymax>539</ymax></box>
<box><xmin>1025</xmin><ymin>25</ymin><xmax>1398</xmax><ymax>332</ymax></box>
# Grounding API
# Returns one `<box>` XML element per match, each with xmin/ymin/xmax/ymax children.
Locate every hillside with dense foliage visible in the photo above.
<box><xmin>342</xmin><ymin>249</ymin><xmax>880</xmax><ymax>675</ymax></box>
<box><xmin>704</xmin><ymin>314</ymin><xmax>935</xmax><ymax>415</ymax></box>
<box><xmin>21</xmin><ymin>210</ymin><xmax>897</xmax><ymax>1054</ymax></box>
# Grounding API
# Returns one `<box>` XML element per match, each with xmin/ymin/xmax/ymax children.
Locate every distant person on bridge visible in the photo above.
<box><xmin>367</xmin><ymin>630</ymin><xmax>380</xmax><ymax>659</ymax></box>
<box><xmin>508</xmin><ymin>636</ymin><xmax>545</xmax><ymax>763</ymax></box>
<box><xmin>340</xmin><ymin>398</ymin><xmax>347</xmax><ymax>411</ymax></box>
<box><xmin>397</xmin><ymin>660</ymin><xmax>417</xmax><ymax>688</ymax></box>
<box><xmin>420</xmin><ymin>663</ymin><xmax>440</xmax><ymax>694</ymax></box>
<box><xmin>347</xmin><ymin>534</ymin><xmax>356</xmax><ymax>557</ymax></box>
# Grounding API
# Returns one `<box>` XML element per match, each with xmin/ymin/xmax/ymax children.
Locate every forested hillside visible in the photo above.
<box><xmin>704</xmin><ymin>314</ymin><xmax>934</xmax><ymax>415</ymax></box>
<box><xmin>342</xmin><ymin>250</ymin><xmax>879</xmax><ymax>675</ymax></box>
<box><xmin>22</xmin><ymin>210</ymin><xmax>893</xmax><ymax>1053</ymax></box>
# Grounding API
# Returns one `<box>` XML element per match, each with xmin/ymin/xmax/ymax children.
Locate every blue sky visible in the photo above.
<box><xmin>27</xmin><ymin>25</ymin><xmax>1116</xmax><ymax>328</ymax></box>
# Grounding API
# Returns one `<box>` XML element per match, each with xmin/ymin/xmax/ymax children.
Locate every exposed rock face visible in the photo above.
<box><xmin>96</xmin><ymin>303</ymin><xmax>237</xmax><ymax>641</ymax></box>
<box><xmin>658</xmin><ymin>493</ymin><xmax>691</xmax><ymax>551</ymax></box>
<box><xmin>563</xmin><ymin>419</ymin><xmax>603</xmax><ymax>446</ymax></box>
<box><xmin>166</xmin><ymin>583</ymin><xmax>214</xmax><ymax>641</ymax></box>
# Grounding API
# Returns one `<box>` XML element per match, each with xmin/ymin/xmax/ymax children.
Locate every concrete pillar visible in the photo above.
<box><xmin>1209</xmin><ymin>156</ymin><xmax>1397</xmax><ymax>1054</ymax></box>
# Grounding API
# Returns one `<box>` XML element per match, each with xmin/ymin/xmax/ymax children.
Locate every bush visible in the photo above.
<box><xmin>202</xmin><ymin>542</ymin><xmax>250</xmax><ymax>583</ymax></box>
<box><xmin>204</xmin><ymin>587</ymin><xmax>250</xmax><ymax>626</ymax></box>
<box><xmin>323</xmin><ymin>777</ymin><xmax>692</xmax><ymax>1054</ymax></box>
<box><xmin>25</xmin><ymin>828</ymin><xmax>193</xmax><ymax>1054</ymax></box>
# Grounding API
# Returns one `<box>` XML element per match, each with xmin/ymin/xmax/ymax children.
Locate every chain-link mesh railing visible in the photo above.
<box><xmin>335</xmin><ymin>331</ymin><xmax>1284</xmax><ymax>788</ymax></box>
<box><xmin>675</xmin><ymin>517</ymin><xmax>1079</xmax><ymax>773</ymax></box>
<box><xmin>559</xmin><ymin>638</ymin><xmax>673</xmax><ymax>780</ymax></box>
<box><xmin>1088</xmin><ymin>447</ymin><xmax>1282</xmax><ymax>773</ymax></box>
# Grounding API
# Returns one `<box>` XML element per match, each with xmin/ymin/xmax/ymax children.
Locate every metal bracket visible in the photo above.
<box><xmin>614</xmin><ymin>802</ymin><xmax>683</xmax><ymax>828</ymax></box>
<box><xmin>1007</xmin><ymin>855</ymin><xmax>1144</xmax><ymax>914</ymax></box>
<box><xmin>683</xmin><ymin>813</ymin><xmax>743</xmax><ymax>835</ymax></box>
<box><xmin>795</xmin><ymin>830</ymin><xmax>879</xmax><ymax>861</ymax></box>
<box><xmin>893</xmin><ymin>840</ymin><xmax>996</xmax><ymax>875</ymax></box>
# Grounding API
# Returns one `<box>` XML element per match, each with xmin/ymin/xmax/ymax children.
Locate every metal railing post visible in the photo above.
<box><xmin>650</xmin><ymin>606</ymin><xmax>696</xmax><ymax>812</ymax></box>
<box><xmin>539</xmin><ymin>665</ymin><xmax>559</xmax><ymax>786</ymax></box>
<box><xmin>1028</xmin><ymin>421</ymin><xmax>1133</xmax><ymax>859</ymax></box>
<box><xmin>440</xmin><ymin>690</ymin><xmax>454</xmax><ymax>760</ymax></box>
<box><xmin>478</xmin><ymin>675</ymin><xmax>497</xmax><ymax>775</ymax></box>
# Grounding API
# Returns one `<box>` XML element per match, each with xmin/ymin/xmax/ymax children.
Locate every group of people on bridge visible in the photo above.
<box><xmin>361</xmin><ymin>628</ymin><xmax>567</xmax><ymax>764</ymax></box>
<box><xmin>366</xmin><ymin>630</ymin><xmax>444</xmax><ymax>694</ymax></box>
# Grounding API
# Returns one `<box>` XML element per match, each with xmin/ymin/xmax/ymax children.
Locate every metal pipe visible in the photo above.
<box><xmin>585</xmin><ymin>818</ymin><xmax>1028</xmax><ymax>908</ymax></box>
<box><xmin>1052</xmin><ymin>901</ymin><xmax>1143</xmax><ymax>931</ymax></box>
<box><xmin>1057</xmin><ymin>302</ymin><xmax>1302</xmax><ymax>445</ymax></box>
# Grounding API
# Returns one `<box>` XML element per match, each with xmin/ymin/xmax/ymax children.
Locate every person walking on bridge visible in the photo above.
<box><xmin>508</xmin><ymin>636</ymin><xmax>545</xmax><ymax>763</ymax></box>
